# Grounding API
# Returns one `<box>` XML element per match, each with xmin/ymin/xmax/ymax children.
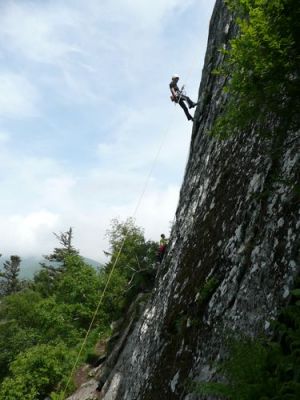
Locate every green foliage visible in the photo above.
<box><xmin>0</xmin><ymin>290</ymin><xmax>44</xmax><ymax>378</ymax></box>
<box><xmin>174</xmin><ymin>315</ymin><xmax>188</xmax><ymax>335</ymax></box>
<box><xmin>105</xmin><ymin>218</ymin><xmax>157</xmax><ymax>304</ymax></box>
<box><xmin>98</xmin><ymin>268</ymin><xmax>128</xmax><ymax>321</ymax></box>
<box><xmin>105</xmin><ymin>218</ymin><xmax>157</xmax><ymax>274</ymax></box>
<box><xmin>197</xmin><ymin>277</ymin><xmax>219</xmax><ymax>305</ymax></box>
<box><xmin>0</xmin><ymin>321</ymin><xmax>37</xmax><ymax>380</ymax></box>
<box><xmin>82</xmin><ymin>327</ymin><xmax>110</xmax><ymax>366</ymax></box>
<box><xmin>32</xmin><ymin>297</ymin><xmax>81</xmax><ymax>345</ymax></box>
<box><xmin>33</xmin><ymin>268</ymin><xmax>57</xmax><ymax>297</ymax></box>
<box><xmin>0</xmin><ymin>255</ymin><xmax>22</xmax><ymax>296</ymax></box>
<box><xmin>192</xmin><ymin>278</ymin><xmax>300</xmax><ymax>399</ymax></box>
<box><xmin>193</xmin><ymin>339</ymin><xmax>282</xmax><ymax>399</ymax></box>
<box><xmin>0</xmin><ymin>289</ymin><xmax>42</xmax><ymax>327</ymax></box>
<box><xmin>54</xmin><ymin>255</ymin><xmax>106</xmax><ymax>329</ymax></box>
<box><xmin>0</xmin><ymin>220</ymin><xmax>157</xmax><ymax>397</ymax></box>
<box><xmin>212</xmin><ymin>0</ymin><xmax>300</xmax><ymax>138</ymax></box>
<box><xmin>0</xmin><ymin>256</ymin><xmax>102</xmax><ymax>396</ymax></box>
<box><xmin>33</xmin><ymin>228</ymin><xmax>81</xmax><ymax>297</ymax></box>
<box><xmin>0</xmin><ymin>343</ymin><xmax>75</xmax><ymax>400</ymax></box>
<box><xmin>42</xmin><ymin>227</ymin><xmax>79</xmax><ymax>266</ymax></box>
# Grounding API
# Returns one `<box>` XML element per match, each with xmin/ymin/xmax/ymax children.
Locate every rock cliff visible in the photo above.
<box><xmin>68</xmin><ymin>0</ymin><xmax>299</xmax><ymax>399</ymax></box>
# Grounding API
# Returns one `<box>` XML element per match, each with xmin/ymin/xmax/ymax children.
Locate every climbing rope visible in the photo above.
<box><xmin>60</xmin><ymin>120</ymin><xmax>170</xmax><ymax>400</ymax></box>
<box><xmin>60</xmin><ymin>56</ymin><xmax>201</xmax><ymax>399</ymax></box>
<box><xmin>174</xmin><ymin>49</ymin><xmax>201</xmax><ymax>109</ymax></box>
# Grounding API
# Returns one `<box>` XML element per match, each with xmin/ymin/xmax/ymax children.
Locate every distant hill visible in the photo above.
<box><xmin>0</xmin><ymin>255</ymin><xmax>103</xmax><ymax>279</ymax></box>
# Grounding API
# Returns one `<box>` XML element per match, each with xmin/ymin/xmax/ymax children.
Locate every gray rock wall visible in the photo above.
<box><xmin>68</xmin><ymin>0</ymin><xmax>300</xmax><ymax>399</ymax></box>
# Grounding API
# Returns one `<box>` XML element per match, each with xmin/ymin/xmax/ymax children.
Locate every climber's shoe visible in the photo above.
<box><xmin>189</xmin><ymin>102</ymin><xmax>199</xmax><ymax>109</ymax></box>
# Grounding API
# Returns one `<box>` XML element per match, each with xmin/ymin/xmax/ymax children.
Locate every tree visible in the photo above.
<box><xmin>0</xmin><ymin>289</ymin><xmax>43</xmax><ymax>379</ymax></box>
<box><xmin>36</xmin><ymin>228</ymin><xmax>80</xmax><ymax>294</ymax></box>
<box><xmin>0</xmin><ymin>221</ymin><xmax>158</xmax><ymax>398</ymax></box>
<box><xmin>42</xmin><ymin>227</ymin><xmax>79</xmax><ymax>266</ymax></box>
<box><xmin>212</xmin><ymin>0</ymin><xmax>300</xmax><ymax>138</ymax></box>
<box><xmin>0</xmin><ymin>255</ymin><xmax>21</xmax><ymax>296</ymax></box>
<box><xmin>104</xmin><ymin>218</ymin><xmax>157</xmax><ymax>303</ymax></box>
<box><xmin>54</xmin><ymin>254</ymin><xmax>109</xmax><ymax>329</ymax></box>
<box><xmin>0</xmin><ymin>343</ymin><xmax>76</xmax><ymax>400</ymax></box>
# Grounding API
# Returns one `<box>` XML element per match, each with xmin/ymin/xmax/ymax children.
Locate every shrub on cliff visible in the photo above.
<box><xmin>192</xmin><ymin>279</ymin><xmax>300</xmax><ymax>399</ymax></box>
<box><xmin>212</xmin><ymin>0</ymin><xmax>300</xmax><ymax>138</ymax></box>
<box><xmin>104</xmin><ymin>217</ymin><xmax>157</xmax><ymax>306</ymax></box>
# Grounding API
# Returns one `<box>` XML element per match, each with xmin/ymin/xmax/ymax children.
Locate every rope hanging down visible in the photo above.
<box><xmin>61</xmin><ymin>57</ymin><xmax>200</xmax><ymax>398</ymax></box>
<box><xmin>60</xmin><ymin>122</ymin><xmax>170</xmax><ymax>400</ymax></box>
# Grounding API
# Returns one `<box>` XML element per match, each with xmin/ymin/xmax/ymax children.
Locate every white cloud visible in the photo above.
<box><xmin>96</xmin><ymin>102</ymin><xmax>192</xmax><ymax>177</ymax></box>
<box><xmin>0</xmin><ymin>143</ymin><xmax>181</xmax><ymax>260</ymax></box>
<box><xmin>68</xmin><ymin>183</ymin><xmax>180</xmax><ymax>262</ymax></box>
<box><xmin>0</xmin><ymin>73</ymin><xmax>39</xmax><ymax>118</ymax></box>
<box><xmin>0</xmin><ymin>0</ymin><xmax>216</xmax><ymax>260</ymax></box>
<box><xmin>0</xmin><ymin>0</ymin><xmax>214</xmax><ymax>103</ymax></box>
<box><xmin>0</xmin><ymin>2</ymin><xmax>101</xmax><ymax>102</ymax></box>
<box><xmin>105</xmin><ymin>0</ymin><xmax>195</xmax><ymax>28</ymax></box>
<box><xmin>0</xmin><ymin>2</ymin><xmax>81</xmax><ymax>64</ymax></box>
<box><xmin>135</xmin><ymin>184</ymin><xmax>180</xmax><ymax>237</ymax></box>
<box><xmin>0</xmin><ymin>210</ymin><xmax>59</xmax><ymax>256</ymax></box>
<box><xmin>0</xmin><ymin>131</ymin><xmax>10</xmax><ymax>143</ymax></box>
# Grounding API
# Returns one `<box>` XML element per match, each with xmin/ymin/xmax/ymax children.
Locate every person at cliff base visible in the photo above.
<box><xmin>169</xmin><ymin>74</ymin><xmax>198</xmax><ymax>121</ymax></box>
<box><xmin>157</xmin><ymin>234</ymin><xmax>168</xmax><ymax>264</ymax></box>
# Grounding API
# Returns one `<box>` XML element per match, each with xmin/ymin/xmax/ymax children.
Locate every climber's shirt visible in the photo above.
<box><xmin>159</xmin><ymin>238</ymin><xmax>167</xmax><ymax>248</ymax></box>
<box><xmin>169</xmin><ymin>80</ymin><xmax>180</xmax><ymax>96</ymax></box>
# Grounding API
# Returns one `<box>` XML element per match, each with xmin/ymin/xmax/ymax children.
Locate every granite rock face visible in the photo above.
<box><xmin>68</xmin><ymin>0</ymin><xmax>299</xmax><ymax>399</ymax></box>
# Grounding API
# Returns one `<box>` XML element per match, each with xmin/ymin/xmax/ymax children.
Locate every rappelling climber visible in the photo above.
<box><xmin>157</xmin><ymin>233</ymin><xmax>168</xmax><ymax>264</ymax></box>
<box><xmin>169</xmin><ymin>74</ymin><xmax>198</xmax><ymax>121</ymax></box>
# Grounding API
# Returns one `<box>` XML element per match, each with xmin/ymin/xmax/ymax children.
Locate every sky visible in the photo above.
<box><xmin>0</xmin><ymin>0</ymin><xmax>215</xmax><ymax>264</ymax></box>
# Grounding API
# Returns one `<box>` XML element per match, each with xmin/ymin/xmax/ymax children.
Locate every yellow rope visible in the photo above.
<box><xmin>60</xmin><ymin>53</ymin><xmax>201</xmax><ymax>398</ymax></box>
<box><xmin>60</xmin><ymin>124</ymin><xmax>169</xmax><ymax>400</ymax></box>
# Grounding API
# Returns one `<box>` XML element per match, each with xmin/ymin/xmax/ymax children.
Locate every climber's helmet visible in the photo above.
<box><xmin>172</xmin><ymin>74</ymin><xmax>179</xmax><ymax>81</ymax></box>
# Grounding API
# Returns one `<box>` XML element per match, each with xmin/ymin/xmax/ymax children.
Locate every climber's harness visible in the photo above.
<box><xmin>177</xmin><ymin>85</ymin><xmax>186</xmax><ymax>103</ymax></box>
<box><xmin>170</xmin><ymin>85</ymin><xmax>186</xmax><ymax>104</ymax></box>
